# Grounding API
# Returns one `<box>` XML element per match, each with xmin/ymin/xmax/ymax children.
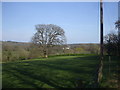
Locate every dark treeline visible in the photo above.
<box><xmin>104</xmin><ymin>32</ymin><xmax>120</xmax><ymax>56</ymax></box>
<box><xmin>2</xmin><ymin>33</ymin><xmax>120</xmax><ymax>62</ymax></box>
<box><xmin>0</xmin><ymin>42</ymin><xmax>1</xmax><ymax>62</ymax></box>
<box><xmin>2</xmin><ymin>41</ymin><xmax>99</xmax><ymax>62</ymax></box>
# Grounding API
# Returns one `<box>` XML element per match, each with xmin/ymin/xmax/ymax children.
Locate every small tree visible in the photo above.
<box><xmin>115</xmin><ymin>20</ymin><xmax>120</xmax><ymax>38</ymax></box>
<box><xmin>115</xmin><ymin>20</ymin><xmax>120</xmax><ymax>29</ymax></box>
<box><xmin>104</xmin><ymin>20</ymin><xmax>120</xmax><ymax>56</ymax></box>
<box><xmin>115</xmin><ymin>20</ymin><xmax>120</xmax><ymax>56</ymax></box>
<box><xmin>104</xmin><ymin>33</ymin><xmax>118</xmax><ymax>56</ymax></box>
<box><xmin>32</xmin><ymin>24</ymin><xmax>66</xmax><ymax>58</ymax></box>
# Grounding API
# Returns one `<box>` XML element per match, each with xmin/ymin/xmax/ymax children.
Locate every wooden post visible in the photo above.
<box><xmin>100</xmin><ymin>0</ymin><xmax>104</xmax><ymax>59</ymax></box>
<box><xmin>98</xmin><ymin>0</ymin><xmax>104</xmax><ymax>83</ymax></box>
<box><xmin>118</xmin><ymin>1</ymin><xmax>120</xmax><ymax>38</ymax></box>
<box><xmin>95</xmin><ymin>0</ymin><xmax>104</xmax><ymax>87</ymax></box>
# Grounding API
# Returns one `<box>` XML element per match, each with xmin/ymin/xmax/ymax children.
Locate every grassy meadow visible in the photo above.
<box><xmin>2</xmin><ymin>55</ymin><xmax>119</xmax><ymax>88</ymax></box>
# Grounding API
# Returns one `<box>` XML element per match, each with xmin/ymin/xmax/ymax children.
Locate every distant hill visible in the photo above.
<box><xmin>2</xmin><ymin>41</ymin><xmax>99</xmax><ymax>47</ymax></box>
<box><xmin>2</xmin><ymin>41</ymin><xmax>100</xmax><ymax>62</ymax></box>
<box><xmin>2</xmin><ymin>41</ymin><xmax>31</xmax><ymax>47</ymax></box>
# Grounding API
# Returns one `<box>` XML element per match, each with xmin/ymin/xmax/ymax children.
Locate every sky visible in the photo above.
<box><xmin>0</xmin><ymin>2</ymin><xmax>2</xmax><ymax>41</ymax></box>
<box><xmin>2</xmin><ymin>2</ymin><xmax>118</xmax><ymax>44</ymax></box>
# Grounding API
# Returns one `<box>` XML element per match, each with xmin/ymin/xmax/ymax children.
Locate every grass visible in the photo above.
<box><xmin>100</xmin><ymin>56</ymin><xmax>119</xmax><ymax>88</ymax></box>
<box><xmin>2</xmin><ymin>55</ymin><xmax>119</xmax><ymax>88</ymax></box>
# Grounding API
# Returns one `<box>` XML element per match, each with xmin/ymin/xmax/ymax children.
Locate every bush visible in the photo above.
<box><xmin>104</xmin><ymin>33</ymin><xmax>120</xmax><ymax>56</ymax></box>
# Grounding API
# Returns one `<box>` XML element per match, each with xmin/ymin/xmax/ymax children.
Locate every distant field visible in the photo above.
<box><xmin>2</xmin><ymin>55</ymin><xmax>118</xmax><ymax>88</ymax></box>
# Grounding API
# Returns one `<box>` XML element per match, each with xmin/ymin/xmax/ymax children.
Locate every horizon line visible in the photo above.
<box><xmin>1</xmin><ymin>40</ymin><xmax>100</xmax><ymax>44</ymax></box>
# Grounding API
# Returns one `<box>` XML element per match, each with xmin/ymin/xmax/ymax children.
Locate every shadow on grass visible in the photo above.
<box><xmin>2</xmin><ymin>55</ymin><xmax>99</xmax><ymax>88</ymax></box>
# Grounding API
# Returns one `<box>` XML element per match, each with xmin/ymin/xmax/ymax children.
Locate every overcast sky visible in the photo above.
<box><xmin>2</xmin><ymin>2</ymin><xmax>118</xmax><ymax>44</ymax></box>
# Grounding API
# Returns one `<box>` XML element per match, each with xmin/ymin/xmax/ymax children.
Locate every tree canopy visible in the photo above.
<box><xmin>32</xmin><ymin>24</ymin><xmax>66</xmax><ymax>57</ymax></box>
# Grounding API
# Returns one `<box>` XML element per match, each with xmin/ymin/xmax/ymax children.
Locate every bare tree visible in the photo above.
<box><xmin>104</xmin><ymin>33</ymin><xmax>118</xmax><ymax>56</ymax></box>
<box><xmin>115</xmin><ymin>20</ymin><xmax>120</xmax><ymax>38</ymax></box>
<box><xmin>115</xmin><ymin>20</ymin><xmax>120</xmax><ymax>29</ymax></box>
<box><xmin>31</xmin><ymin>24</ymin><xmax>66</xmax><ymax>58</ymax></box>
<box><xmin>115</xmin><ymin>20</ymin><xmax>120</xmax><ymax>56</ymax></box>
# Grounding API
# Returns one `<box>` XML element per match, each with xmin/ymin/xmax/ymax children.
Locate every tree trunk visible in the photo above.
<box><xmin>45</xmin><ymin>54</ymin><xmax>48</xmax><ymax>58</ymax></box>
<box><xmin>97</xmin><ymin>0</ymin><xmax>104</xmax><ymax>85</ymax></box>
<box><xmin>94</xmin><ymin>57</ymin><xmax>103</xmax><ymax>87</ymax></box>
<box><xmin>43</xmin><ymin>50</ymin><xmax>48</xmax><ymax>58</ymax></box>
<box><xmin>94</xmin><ymin>1</ymin><xmax>104</xmax><ymax>87</ymax></box>
<box><xmin>97</xmin><ymin>58</ymin><xmax>103</xmax><ymax>83</ymax></box>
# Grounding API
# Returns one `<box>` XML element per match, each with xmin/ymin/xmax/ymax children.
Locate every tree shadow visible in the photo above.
<box><xmin>2</xmin><ymin>55</ymin><xmax>99</xmax><ymax>88</ymax></box>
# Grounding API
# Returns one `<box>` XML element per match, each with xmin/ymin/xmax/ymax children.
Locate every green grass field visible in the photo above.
<box><xmin>2</xmin><ymin>55</ymin><xmax>119</xmax><ymax>88</ymax></box>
